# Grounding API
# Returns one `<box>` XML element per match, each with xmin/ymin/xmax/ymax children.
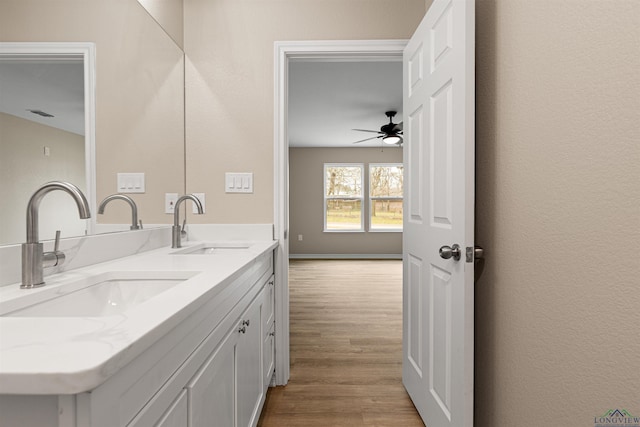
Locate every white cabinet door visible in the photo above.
<box><xmin>188</xmin><ymin>330</ymin><xmax>237</xmax><ymax>427</ymax></box>
<box><xmin>127</xmin><ymin>384</ymin><xmax>188</xmax><ymax>427</ymax></box>
<box><xmin>263</xmin><ymin>324</ymin><xmax>275</xmax><ymax>388</ymax></box>
<box><xmin>188</xmin><ymin>285</ymin><xmax>268</xmax><ymax>427</ymax></box>
<box><xmin>261</xmin><ymin>276</ymin><xmax>275</xmax><ymax>389</ymax></box>
<box><xmin>155</xmin><ymin>390</ymin><xmax>188</xmax><ymax>427</ymax></box>
<box><xmin>262</xmin><ymin>276</ymin><xmax>275</xmax><ymax>329</ymax></box>
<box><xmin>236</xmin><ymin>290</ymin><xmax>265</xmax><ymax>427</ymax></box>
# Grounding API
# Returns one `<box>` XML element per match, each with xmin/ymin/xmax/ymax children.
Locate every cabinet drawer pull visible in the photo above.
<box><xmin>242</xmin><ymin>319</ymin><xmax>250</xmax><ymax>327</ymax></box>
<box><xmin>238</xmin><ymin>326</ymin><xmax>246</xmax><ymax>334</ymax></box>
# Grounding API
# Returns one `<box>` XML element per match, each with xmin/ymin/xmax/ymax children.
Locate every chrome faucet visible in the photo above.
<box><xmin>21</xmin><ymin>181</ymin><xmax>91</xmax><ymax>289</ymax></box>
<box><xmin>172</xmin><ymin>194</ymin><xmax>204</xmax><ymax>248</ymax></box>
<box><xmin>98</xmin><ymin>194</ymin><xmax>142</xmax><ymax>230</ymax></box>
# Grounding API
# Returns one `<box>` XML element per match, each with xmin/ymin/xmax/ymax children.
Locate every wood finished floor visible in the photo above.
<box><xmin>257</xmin><ymin>259</ymin><xmax>424</xmax><ymax>427</ymax></box>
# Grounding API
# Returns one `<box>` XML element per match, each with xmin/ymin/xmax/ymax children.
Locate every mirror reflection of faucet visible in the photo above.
<box><xmin>98</xmin><ymin>194</ymin><xmax>142</xmax><ymax>230</ymax></box>
<box><xmin>172</xmin><ymin>194</ymin><xmax>204</xmax><ymax>248</ymax></box>
<box><xmin>21</xmin><ymin>181</ymin><xmax>91</xmax><ymax>289</ymax></box>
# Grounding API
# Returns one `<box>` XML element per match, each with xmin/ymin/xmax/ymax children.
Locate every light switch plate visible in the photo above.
<box><xmin>117</xmin><ymin>173</ymin><xmax>145</xmax><ymax>193</ymax></box>
<box><xmin>225</xmin><ymin>173</ymin><xmax>253</xmax><ymax>193</ymax></box>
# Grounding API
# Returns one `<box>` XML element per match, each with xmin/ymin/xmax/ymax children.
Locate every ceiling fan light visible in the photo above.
<box><xmin>383</xmin><ymin>135</ymin><xmax>402</xmax><ymax>145</ymax></box>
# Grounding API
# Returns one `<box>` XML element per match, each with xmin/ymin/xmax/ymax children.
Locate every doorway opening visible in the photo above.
<box><xmin>257</xmin><ymin>258</ymin><xmax>425</xmax><ymax>426</ymax></box>
<box><xmin>273</xmin><ymin>40</ymin><xmax>407</xmax><ymax>386</ymax></box>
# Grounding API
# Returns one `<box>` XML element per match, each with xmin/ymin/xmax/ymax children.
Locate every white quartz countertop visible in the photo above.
<box><xmin>0</xmin><ymin>240</ymin><xmax>277</xmax><ymax>395</ymax></box>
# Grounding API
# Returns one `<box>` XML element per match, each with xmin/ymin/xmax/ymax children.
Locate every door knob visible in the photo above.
<box><xmin>439</xmin><ymin>244</ymin><xmax>461</xmax><ymax>261</ymax></box>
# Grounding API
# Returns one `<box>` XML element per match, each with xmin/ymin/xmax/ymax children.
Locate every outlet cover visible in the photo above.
<box><xmin>165</xmin><ymin>193</ymin><xmax>178</xmax><ymax>214</ymax></box>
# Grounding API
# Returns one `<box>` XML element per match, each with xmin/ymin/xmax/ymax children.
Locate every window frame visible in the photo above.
<box><xmin>368</xmin><ymin>163</ymin><xmax>404</xmax><ymax>232</ymax></box>
<box><xmin>323</xmin><ymin>163</ymin><xmax>365</xmax><ymax>232</ymax></box>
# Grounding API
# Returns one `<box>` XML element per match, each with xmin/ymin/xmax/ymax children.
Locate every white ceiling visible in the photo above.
<box><xmin>288</xmin><ymin>60</ymin><xmax>402</xmax><ymax>148</ymax></box>
<box><xmin>0</xmin><ymin>59</ymin><xmax>85</xmax><ymax>135</ymax></box>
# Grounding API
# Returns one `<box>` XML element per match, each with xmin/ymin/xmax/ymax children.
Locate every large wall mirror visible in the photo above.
<box><xmin>0</xmin><ymin>0</ymin><xmax>185</xmax><ymax>247</ymax></box>
<box><xmin>136</xmin><ymin>0</ymin><xmax>184</xmax><ymax>49</ymax></box>
<box><xmin>0</xmin><ymin>43</ymin><xmax>96</xmax><ymax>245</ymax></box>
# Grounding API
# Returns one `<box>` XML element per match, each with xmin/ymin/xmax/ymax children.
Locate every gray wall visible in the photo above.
<box><xmin>289</xmin><ymin>147</ymin><xmax>402</xmax><ymax>256</ymax></box>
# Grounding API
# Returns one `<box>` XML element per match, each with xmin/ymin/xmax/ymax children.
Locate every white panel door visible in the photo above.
<box><xmin>402</xmin><ymin>0</ymin><xmax>475</xmax><ymax>426</ymax></box>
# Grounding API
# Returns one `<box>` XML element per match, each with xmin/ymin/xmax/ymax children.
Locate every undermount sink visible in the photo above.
<box><xmin>2</xmin><ymin>271</ymin><xmax>199</xmax><ymax>318</ymax></box>
<box><xmin>172</xmin><ymin>242</ymin><xmax>252</xmax><ymax>255</ymax></box>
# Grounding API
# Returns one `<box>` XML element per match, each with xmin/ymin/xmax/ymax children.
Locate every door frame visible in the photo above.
<box><xmin>273</xmin><ymin>40</ymin><xmax>408</xmax><ymax>385</ymax></box>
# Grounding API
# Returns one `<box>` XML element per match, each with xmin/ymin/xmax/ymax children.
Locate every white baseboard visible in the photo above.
<box><xmin>289</xmin><ymin>253</ymin><xmax>402</xmax><ymax>260</ymax></box>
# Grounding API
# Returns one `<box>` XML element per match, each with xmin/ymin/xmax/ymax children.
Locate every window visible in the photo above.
<box><xmin>324</xmin><ymin>164</ymin><xmax>364</xmax><ymax>231</ymax></box>
<box><xmin>324</xmin><ymin>163</ymin><xmax>404</xmax><ymax>232</ymax></box>
<box><xmin>369</xmin><ymin>164</ymin><xmax>403</xmax><ymax>231</ymax></box>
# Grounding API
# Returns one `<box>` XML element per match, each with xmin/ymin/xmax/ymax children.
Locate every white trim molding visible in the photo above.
<box><xmin>273</xmin><ymin>40</ymin><xmax>407</xmax><ymax>386</ymax></box>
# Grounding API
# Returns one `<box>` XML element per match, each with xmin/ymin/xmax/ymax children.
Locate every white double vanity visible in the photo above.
<box><xmin>0</xmin><ymin>225</ymin><xmax>278</xmax><ymax>427</ymax></box>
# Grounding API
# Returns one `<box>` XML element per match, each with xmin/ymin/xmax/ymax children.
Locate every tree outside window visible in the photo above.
<box><xmin>369</xmin><ymin>164</ymin><xmax>403</xmax><ymax>230</ymax></box>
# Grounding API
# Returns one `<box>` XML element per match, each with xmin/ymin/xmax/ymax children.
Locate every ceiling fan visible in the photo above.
<box><xmin>352</xmin><ymin>111</ymin><xmax>403</xmax><ymax>146</ymax></box>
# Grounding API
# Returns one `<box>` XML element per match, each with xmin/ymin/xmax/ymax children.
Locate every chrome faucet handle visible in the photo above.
<box><xmin>181</xmin><ymin>219</ymin><xmax>188</xmax><ymax>238</ymax></box>
<box><xmin>43</xmin><ymin>230</ymin><xmax>65</xmax><ymax>269</ymax></box>
<box><xmin>53</xmin><ymin>230</ymin><xmax>61</xmax><ymax>252</ymax></box>
<box><xmin>138</xmin><ymin>219</ymin><xmax>143</xmax><ymax>229</ymax></box>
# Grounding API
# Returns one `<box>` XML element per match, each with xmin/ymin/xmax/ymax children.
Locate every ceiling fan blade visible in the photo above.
<box><xmin>393</xmin><ymin>122</ymin><xmax>403</xmax><ymax>131</ymax></box>
<box><xmin>352</xmin><ymin>135</ymin><xmax>383</xmax><ymax>144</ymax></box>
<box><xmin>352</xmin><ymin>128</ymin><xmax>383</xmax><ymax>134</ymax></box>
